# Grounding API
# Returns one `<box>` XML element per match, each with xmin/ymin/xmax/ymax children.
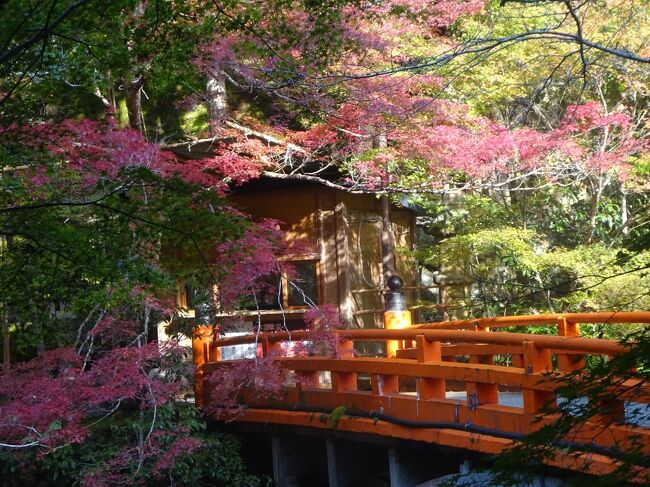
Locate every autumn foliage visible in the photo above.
<box><xmin>2</xmin><ymin>0</ymin><xmax>650</xmax><ymax>485</ymax></box>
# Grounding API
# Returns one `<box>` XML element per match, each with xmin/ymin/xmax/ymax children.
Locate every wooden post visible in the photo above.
<box><xmin>330</xmin><ymin>338</ymin><xmax>357</xmax><ymax>391</ymax></box>
<box><xmin>522</xmin><ymin>340</ymin><xmax>555</xmax><ymax>414</ymax></box>
<box><xmin>371</xmin><ymin>373</ymin><xmax>399</xmax><ymax>396</ymax></box>
<box><xmin>339</xmin><ymin>338</ymin><xmax>354</xmax><ymax>358</ymax></box>
<box><xmin>332</xmin><ymin>371</ymin><xmax>357</xmax><ymax>392</ymax></box>
<box><xmin>318</xmin><ymin>193</ymin><xmax>338</xmax><ymax>306</ymax></box>
<box><xmin>466</xmin><ymin>327</ymin><xmax>498</xmax><ymax>404</ymax></box>
<box><xmin>191</xmin><ymin>325</ymin><xmax>215</xmax><ymax>407</ymax></box>
<box><xmin>468</xmin><ymin>354</ymin><xmax>498</xmax><ymax>405</ymax></box>
<box><xmin>557</xmin><ymin>317</ymin><xmax>585</xmax><ymax>372</ymax></box>
<box><xmin>415</xmin><ymin>335</ymin><xmax>445</xmax><ymax>400</ymax></box>
<box><xmin>297</xmin><ymin>370</ymin><xmax>320</xmax><ymax>389</ymax></box>
<box><xmin>261</xmin><ymin>335</ymin><xmax>282</xmax><ymax>358</ymax></box>
<box><xmin>335</xmin><ymin>201</ymin><xmax>353</xmax><ymax>327</ymax></box>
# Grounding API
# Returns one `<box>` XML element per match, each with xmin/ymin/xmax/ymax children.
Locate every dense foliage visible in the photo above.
<box><xmin>0</xmin><ymin>117</ymin><xmax>279</xmax><ymax>484</ymax></box>
<box><xmin>1</xmin><ymin>0</ymin><xmax>650</xmax><ymax>485</ymax></box>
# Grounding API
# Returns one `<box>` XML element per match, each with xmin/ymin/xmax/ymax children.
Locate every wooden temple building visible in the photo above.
<box><xmin>229</xmin><ymin>176</ymin><xmax>418</xmax><ymax>329</ymax></box>
<box><xmin>165</xmin><ymin>138</ymin><xmax>426</xmax><ymax>333</ymax></box>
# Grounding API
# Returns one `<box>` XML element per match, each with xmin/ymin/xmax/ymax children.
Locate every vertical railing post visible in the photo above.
<box><xmin>511</xmin><ymin>354</ymin><xmax>524</xmax><ymax>368</ymax></box>
<box><xmin>208</xmin><ymin>335</ymin><xmax>221</xmax><ymax>362</ymax></box>
<box><xmin>296</xmin><ymin>369</ymin><xmax>320</xmax><ymax>389</ymax></box>
<box><xmin>261</xmin><ymin>335</ymin><xmax>281</xmax><ymax>358</ymax></box>
<box><xmin>384</xmin><ymin>275</ymin><xmax>412</xmax><ymax>358</ymax></box>
<box><xmin>338</xmin><ymin>337</ymin><xmax>355</xmax><ymax>358</ymax></box>
<box><xmin>332</xmin><ymin>370</ymin><xmax>357</xmax><ymax>392</ymax></box>
<box><xmin>557</xmin><ymin>317</ymin><xmax>584</xmax><ymax>372</ymax></box>
<box><xmin>332</xmin><ymin>333</ymin><xmax>356</xmax><ymax>391</ymax></box>
<box><xmin>371</xmin><ymin>373</ymin><xmax>399</xmax><ymax>396</ymax></box>
<box><xmin>522</xmin><ymin>340</ymin><xmax>555</xmax><ymax>414</ymax></box>
<box><xmin>191</xmin><ymin>325</ymin><xmax>214</xmax><ymax>408</ymax></box>
<box><xmin>592</xmin><ymin>353</ymin><xmax>625</xmax><ymax>424</ymax></box>
<box><xmin>415</xmin><ymin>334</ymin><xmax>445</xmax><ymax>400</ymax></box>
<box><xmin>466</xmin><ymin>326</ymin><xmax>498</xmax><ymax>405</ymax></box>
<box><xmin>332</xmin><ymin>339</ymin><xmax>357</xmax><ymax>392</ymax></box>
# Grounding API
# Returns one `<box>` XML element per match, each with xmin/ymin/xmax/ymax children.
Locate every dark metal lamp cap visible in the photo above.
<box><xmin>385</xmin><ymin>275</ymin><xmax>406</xmax><ymax>311</ymax></box>
<box><xmin>387</xmin><ymin>275</ymin><xmax>404</xmax><ymax>292</ymax></box>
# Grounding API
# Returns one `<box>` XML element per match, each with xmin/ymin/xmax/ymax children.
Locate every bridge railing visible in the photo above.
<box><xmin>197</xmin><ymin>312</ymin><xmax>650</xmax><ymax>472</ymax></box>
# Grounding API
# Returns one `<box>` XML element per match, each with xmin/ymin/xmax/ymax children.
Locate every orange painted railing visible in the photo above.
<box><xmin>196</xmin><ymin>312</ymin><xmax>650</xmax><ymax>476</ymax></box>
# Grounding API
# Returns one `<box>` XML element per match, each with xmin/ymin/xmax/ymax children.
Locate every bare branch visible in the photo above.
<box><xmin>0</xmin><ymin>0</ymin><xmax>93</xmax><ymax>67</ymax></box>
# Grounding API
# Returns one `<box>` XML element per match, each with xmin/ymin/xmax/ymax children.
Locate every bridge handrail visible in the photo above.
<box><xmin>212</xmin><ymin>328</ymin><xmax>626</xmax><ymax>355</ymax></box>
<box><xmin>414</xmin><ymin>311</ymin><xmax>650</xmax><ymax>330</ymax></box>
<box><xmin>197</xmin><ymin>311</ymin><xmax>650</xmax><ymax>473</ymax></box>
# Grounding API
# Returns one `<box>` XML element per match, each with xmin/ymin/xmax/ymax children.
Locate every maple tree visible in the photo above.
<box><xmin>1</xmin><ymin>0</ymin><xmax>650</xmax><ymax>485</ymax></box>
<box><xmin>0</xmin><ymin>116</ymin><xmax>285</xmax><ymax>485</ymax></box>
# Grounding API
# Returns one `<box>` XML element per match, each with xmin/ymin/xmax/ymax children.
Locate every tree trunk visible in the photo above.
<box><xmin>381</xmin><ymin>194</ymin><xmax>396</xmax><ymax>283</ymax></box>
<box><xmin>207</xmin><ymin>71</ymin><xmax>227</xmax><ymax>136</ymax></box>
<box><xmin>621</xmin><ymin>188</ymin><xmax>629</xmax><ymax>237</ymax></box>
<box><xmin>2</xmin><ymin>314</ymin><xmax>9</xmax><ymax>375</ymax></box>
<box><xmin>1</xmin><ymin>237</ymin><xmax>8</xmax><ymax>375</ymax></box>
<box><xmin>124</xmin><ymin>76</ymin><xmax>145</xmax><ymax>133</ymax></box>
<box><xmin>585</xmin><ymin>175</ymin><xmax>606</xmax><ymax>244</ymax></box>
<box><xmin>372</xmin><ymin>133</ymin><xmax>396</xmax><ymax>284</ymax></box>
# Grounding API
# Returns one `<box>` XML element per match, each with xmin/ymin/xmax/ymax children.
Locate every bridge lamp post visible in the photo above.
<box><xmin>384</xmin><ymin>275</ymin><xmax>412</xmax><ymax>358</ymax></box>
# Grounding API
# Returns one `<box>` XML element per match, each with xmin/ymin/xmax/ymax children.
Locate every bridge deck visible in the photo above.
<box><xmin>194</xmin><ymin>312</ymin><xmax>650</xmax><ymax>477</ymax></box>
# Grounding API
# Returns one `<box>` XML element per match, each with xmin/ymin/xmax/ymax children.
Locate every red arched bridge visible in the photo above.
<box><xmin>193</xmin><ymin>312</ymin><xmax>650</xmax><ymax>479</ymax></box>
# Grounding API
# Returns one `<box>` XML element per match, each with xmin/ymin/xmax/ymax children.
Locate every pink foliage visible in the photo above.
<box><xmin>81</xmin><ymin>430</ymin><xmax>204</xmax><ymax>487</ymax></box>
<box><xmin>8</xmin><ymin>118</ymin><xmax>269</xmax><ymax>200</ymax></box>
<box><xmin>214</xmin><ymin>219</ymin><xmax>289</xmax><ymax>305</ymax></box>
<box><xmin>89</xmin><ymin>315</ymin><xmax>140</xmax><ymax>342</ymax></box>
<box><xmin>188</xmin><ymin>1</ymin><xmax>645</xmax><ymax>190</ymax></box>
<box><xmin>166</xmin><ymin>149</ymin><xmax>262</xmax><ymax>195</ymax></box>
<box><xmin>289</xmin><ymin>123</ymin><xmax>340</xmax><ymax>151</ymax></box>
<box><xmin>0</xmin><ymin>343</ymin><xmax>179</xmax><ymax>450</ymax></box>
<box><xmin>297</xmin><ymin>305</ymin><xmax>345</xmax><ymax>358</ymax></box>
<box><xmin>348</xmin><ymin>156</ymin><xmax>398</xmax><ymax>190</ymax></box>
<box><xmin>151</xmin><ymin>435</ymin><xmax>203</xmax><ymax>476</ymax></box>
<box><xmin>425</xmin><ymin>0</ymin><xmax>485</xmax><ymax>28</ymax></box>
<box><xmin>26</xmin><ymin>165</ymin><xmax>50</xmax><ymax>188</ymax></box>
<box><xmin>45</xmin><ymin>119</ymin><xmax>171</xmax><ymax>187</ymax></box>
<box><xmin>562</xmin><ymin>102</ymin><xmax>632</xmax><ymax>132</ymax></box>
<box><xmin>204</xmin><ymin>357</ymin><xmax>285</xmax><ymax>421</ymax></box>
<box><xmin>331</xmin><ymin>99</ymin><xmax>642</xmax><ymax>187</ymax></box>
<box><xmin>559</xmin><ymin>103</ymin><xmax>645</xmax><ymax>174</ymax></box>
<box><xmin>195</xmin><ymin>35</ymin><xmax>238</xmax><ymax>73</ymax></box>
<box><xmin>203</xmin><ymin>305</ymin><xmax>346</xmax><ymax>419</ymax></box>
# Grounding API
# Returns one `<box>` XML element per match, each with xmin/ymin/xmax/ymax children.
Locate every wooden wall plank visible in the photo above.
<box><xmin>335</xmin><ymin>195</ymin><xmax>353</xmax><ymax>327</ymax></box>
<box><xmin>318</xmin><ymin>191</ymin><xmax>338</xmax><ymax>307</ymax></box>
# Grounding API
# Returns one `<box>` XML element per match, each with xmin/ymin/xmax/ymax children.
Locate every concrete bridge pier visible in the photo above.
<box><xmin>272</xmin><ymin>434</ymin><xmax>392</xmax><ymax>487</ymax></box>
<box><xmin>326</xmin><ymin>439</ymin><xmax>388</xmax><ymax>487</ymax></box>
<box><xmin>389</xmin><ymin>448</ymin><xmax>427</xmax><ymax>486</ymax></box>
<box><xmin>272</xmin><ymin>435</ymin><xmax>328</xmax><ymax>487</ymax></box>
<box><xmin>269</xmin><ymin>432</ymin><xmax>470</xmax><ymax>487</ymax></box>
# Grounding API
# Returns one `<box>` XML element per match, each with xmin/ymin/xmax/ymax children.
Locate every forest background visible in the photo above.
<box><xmin>1</xmin><ymin>0</ymin><xmax>649</xmax><ymax>485</ymax></box>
